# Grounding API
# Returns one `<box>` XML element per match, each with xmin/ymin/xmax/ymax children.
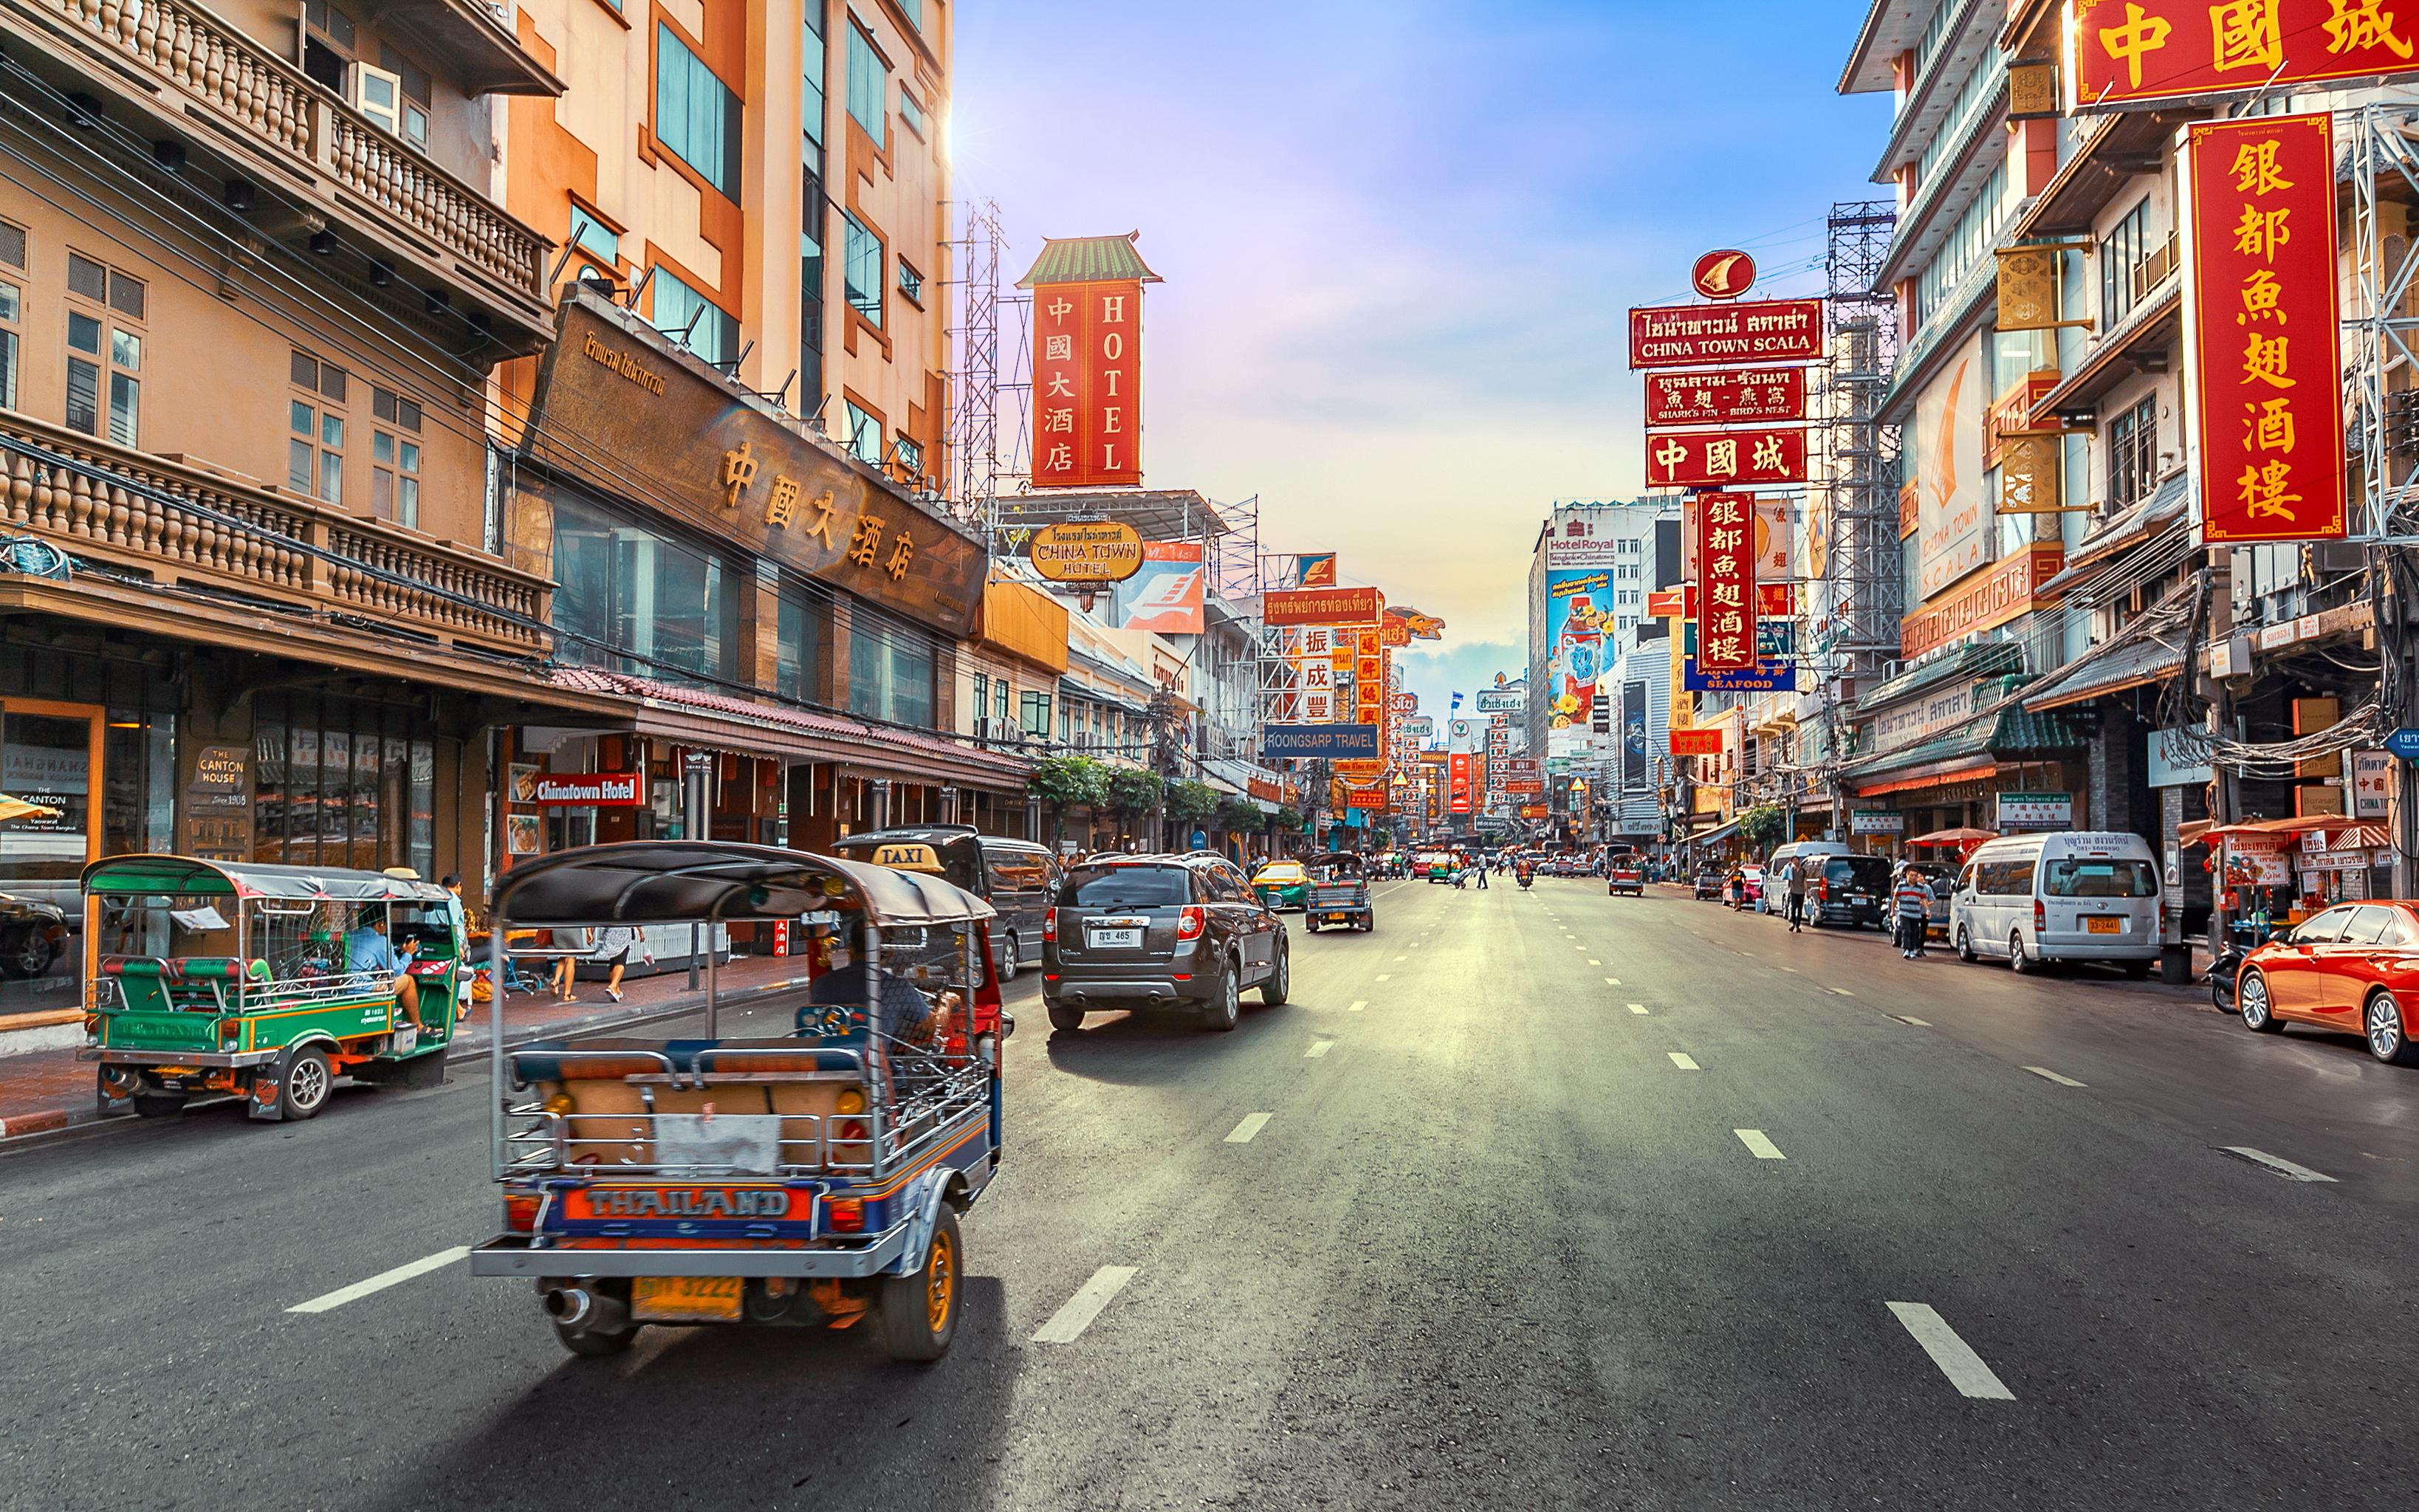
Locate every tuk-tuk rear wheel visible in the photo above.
<box><xmin>876</xmin><ymin>1206</ymin><xmax>961</xmax><ymax>1361</ymax></box>
<box><xmin>276</xmin><ymin>1046</ymin><xmax>334</xmax><ymax>1121</ymax></box>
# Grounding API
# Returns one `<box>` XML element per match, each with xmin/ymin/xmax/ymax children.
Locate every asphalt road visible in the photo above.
<box><xmin>3</xmin><ymin>876</ymin><xmax>2414</xmax><ymax>1511</ymax></box>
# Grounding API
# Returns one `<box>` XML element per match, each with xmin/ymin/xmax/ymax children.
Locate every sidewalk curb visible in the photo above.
<box><xmin>0</xmin><ymin>973</ymin><xmax>815</xmax><ymax>1159</ymax></box>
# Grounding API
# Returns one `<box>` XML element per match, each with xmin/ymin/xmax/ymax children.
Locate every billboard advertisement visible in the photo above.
<box><xmin>1622</xmin><ymin>679</ymin><xmax>1648</xmax><ymax>789</ymax></box>
<box><xmin>1544</xmin><ymin>568</ymin><xmax>1615</xmax><ymax>755</ymax></box>
<box><xmin>1116</xmin><ymin>542</ymin><xmax>1205</xmax><ymax>633</ymax></box>
<box><xmin>1030</xmin><ymin>278</ymin><xmax>1144</xmax><ymax>489</ymax></box>
<box><xmin>1912</xmin><ymin>331</ymin><xmax>1986</xmax><ymax>600</ymax></box>
<box><xmin>2183</xmin><ymin>112</ymin><xmax>2347</xmax><ymax>543</ymax></box>
<box><xmin>1448</xmin><ymin>753</ymin><xmax>1473</xmax><ymax>815</ymax></box>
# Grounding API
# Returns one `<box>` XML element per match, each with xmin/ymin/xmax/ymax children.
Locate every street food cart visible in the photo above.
<box><xmin>469</xmin><ymin>842</ymin><xmax>1002</xmax><ymax>1361</ymax></box>
<box><xmin>79</xmin><ymin>856</ymin><xmax>461</xmax><ymax>1122</ymax></box>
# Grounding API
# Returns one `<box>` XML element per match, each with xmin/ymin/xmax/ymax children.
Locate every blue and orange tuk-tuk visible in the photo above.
<box><xmin>470</xmin><ymin>842</ymin><xmax>1004</xmax><ymax>1360</ymax></box>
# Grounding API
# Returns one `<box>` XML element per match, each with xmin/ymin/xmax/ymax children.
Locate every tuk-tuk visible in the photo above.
<box><xmin>1303</xmin><ymin>852</ymin><xmax>1374</xmax><ymax>933</ymax></box>
<box><xmin>1418</xmin><ymin>849</ymin><xmax>1458</xmax><ymax>883</ymax></box>
<box><xmin>78</xmin><ymin>856</ymin><xmax>462</xmax><ymax>1122</ymax></box>
<box><xmin>470</xmin><ymin>842</ymin><xmax>1003</xmax><ymax>1361</ymax></box>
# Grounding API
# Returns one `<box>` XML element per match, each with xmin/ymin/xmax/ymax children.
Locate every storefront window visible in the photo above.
<box><xmin>252</xmin><ymin>692</ymin><xmax>432</xmax><ymax>873</ymax></box>
<box><xmin>552</xmin><ymin>487</ymin><xmax>740</xmax><ymax>685</ymax></box>
<box><xmin>777</xmin><ymin>583</ymin><xmax>824</xmax><ymax>700</ymax></box>
<box><xmin>847</xmin><ymin>620</ymin><xmax>936</xmax><ymax>727</ymax></box>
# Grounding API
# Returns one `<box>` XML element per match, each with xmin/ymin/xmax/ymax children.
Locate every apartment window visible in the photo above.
<box><xmin>650</xmin><ymin>268</ymin><xmax>738</xmax><ymax>367</ymax></box>
<box><xmin>898</xmin><ymin>0</ymin><xmax>922</xmax><ymax>30</ymax></box>
<box><xmin>1021</xmin><ymin>690</ymin><xmax>1051</xmax><ymax>738</ymax></box>
<box><xmin>970</xmin><ymin>671</ymin><xmax>990</xmax><ymax>728</ymax></box>
<box><xmin>288</xmin><ymin>350</ymin><xmax>348</xmax><ymax>503</ymax></box>
<box><xmin>0</xmin><ymin>272</ymin><xmax>18</xmax><ymax>410</ymax></box>
<box><xmin>775</xmin><ymin>582</ymin><xmax>823</xmax><ymax>698</ymax></box>
<box><xmin>66</xmin><ymin>254</ymin><xmax>144</xmax><ymax>447</ymax></box>
<box><xmin>843</xmin><ymin>211</ymin><xmax>883</xmax><ymax>329</ymax></box>
<box><xmin>898</xmin><ymin>89</ymin><xmax>927</xmax><ymax>139</ymax></box>
<box><xmin>802</xmin><ymin>10</ymin><xmax>828</xmax><ymax>174</ymax></box>
<box><xmin>370</xmin><ymin>387</ymin><xmax>423</xmax><ymax>528</ymax></box>
<box><xmin>656</xmin><ymin>25</ymin><xmax>742</xmax><ymax>201</ymax></box>
<box><xmin>995</xmin><ymin>678</ymin><xmax>1011</xmax><ymax>724</ymax></box>
<box><xmin>844</xmin><ymin>399</ymin><xmax>883</xmax><ymax>465</ymax></box>
<box><xmin>2107</xmin><ymin>395</ymin><xmax>2158</xmax><ymax>512</ymax></box>
<box><xmin>1057</xmin><ymin>699</ymin><xmax>1073</xmax><ymax>745</ymax></box>
<box><xmin>897</xmin><ymin>256</ymin><xmax>922</xmax><ymax>305</ymax></box>
<box><xmin>846</xmin><ymin>24</ymin><xmax>886</xmax><ymax>150</ymax></box>
<box><xmin>2100</xmin><ymin>197</ymin><xmax>2151</xmax><ymax>329</ymax></box>
<box><xmin>568</xmin><ymin>206</ymin><xmax>619</xmax><ymax>266</ymax></box>
<box><xmin>301</xmin><ymin>1</ymin><xmax>357</xmax><ymax>94</ymax></box>
<box><xmin>374</xmin><ymin>47</ymin><xmax>433</xmax><ymax>149</ymax></box>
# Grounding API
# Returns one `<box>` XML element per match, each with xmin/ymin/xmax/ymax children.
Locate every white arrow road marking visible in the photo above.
<box><xmin>2023</xmin><ymin>1065</ymin><xmax>2087</xmax><ymax>1087</ymax></box>
<box><xmin>1886</xmin><ymin>1302</ymin><xmax>2015</xmax><ymax>1400</ymax></box>
<box><xmin>1225</xmin><ymin>1113</ymin><xmax>1272</xmax><ymax>1144</ymax></box>
<box><xmin>1734</xmin><ymin>1129</ymin><xmax>1785</xmax><ymax>1160</ymax></box>
<box><xmin>1347</xmin><ymin>1000</ymin><xmax>1367</xmax><ymax>1012</ymax></box>
<box><xmin>1305</xmin><ymin>1040</ymin><xmax>1334</xmax><ymax>1059</ymax></box>
<box><xmin>2221</xmin><ymin>1146</ymin><xmax>2337</xmax><ymax>1183</ymax></box>
<box><xmin>1033</xmin><ymin>1266</ymin><xmax>1139</xmax><ymax>1344</ymax></box>
<box><xmin>1667</xmin><ymin>1052</ymin><xmax>1700</xmax><ymax>1071</ymax></box>
<box><xmin>288</xmin><ymin>1247</ymin><xmax>471</xmax><ymax>1314</ymax></box>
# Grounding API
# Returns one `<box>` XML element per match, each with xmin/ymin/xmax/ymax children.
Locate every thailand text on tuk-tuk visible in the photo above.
<box><xmin>79</xmin><ymin>856</ymin><xmax>463</xmax><ymax>1123</ymax></box>
<box><xmin>469</xmin><ymin>841</ymin><xmax>1004</xmax><ymax>1361</ymax></box>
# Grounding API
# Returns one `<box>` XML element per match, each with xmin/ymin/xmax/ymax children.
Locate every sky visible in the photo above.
<box><xmin>953</xmin><ymin>0</ymin><xmax>1893</xmax><ymax>721</ymax></box>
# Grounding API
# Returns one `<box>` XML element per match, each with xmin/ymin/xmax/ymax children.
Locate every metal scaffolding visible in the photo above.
<box><xmin>2347</xmin><ymin>103</ymin><xmax>2419</xmax><ymax>546</ymax></box>
<box><xmin>943</xmin><ymin>198</ymin><xmax>1004</xmax><ymax>523</ymax></box>
<box><xmin>1814</xmin><ymin>199</ymin><xmax>1903</xmax><ymax>671</ymax></box>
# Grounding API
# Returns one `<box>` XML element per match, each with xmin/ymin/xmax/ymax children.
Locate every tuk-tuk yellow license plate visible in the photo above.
<box><xmin>631</xmin><ymin>1275</ymin><xmax>744</xmax><ymax>1322</ymax></box>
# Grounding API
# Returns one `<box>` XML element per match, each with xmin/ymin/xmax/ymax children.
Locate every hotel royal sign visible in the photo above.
<box><xmin>2180</xmin><ymin>111</ymin><xmax>2348</xmax><ymax>543</ymax></box>
<box><xmin>2065</xmin><ymin>0</ymin><xmax>2419</xmax><ymax>111</ymax></box>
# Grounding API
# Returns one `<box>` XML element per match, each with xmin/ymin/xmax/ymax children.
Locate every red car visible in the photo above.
<box><xmin>2235</xmin><ymin>900</ymin><xmax>2419</xmax><ymax>1065</ymax></box>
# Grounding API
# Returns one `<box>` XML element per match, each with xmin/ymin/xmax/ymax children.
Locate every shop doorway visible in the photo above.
<box><xmin>0</xmin><ymin>700</ymin><xmax>104</xmax><ymax>1019</ymax></box>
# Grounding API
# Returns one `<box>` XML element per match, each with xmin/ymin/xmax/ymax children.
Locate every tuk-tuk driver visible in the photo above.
<box><xmin>346</xmin><ymin>915</ymin><xmax>426</xmax><ymax>1031</ymax></box>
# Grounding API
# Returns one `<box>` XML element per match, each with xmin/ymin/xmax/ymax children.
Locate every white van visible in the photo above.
<box><xmin>1760</xmin><ymin>841</ymin><xmax>1851</xmax><ymax>914</ymax></box>
<box><xmin>1949</xmin><ymin>831</ymin><xmax>2163</xmax><ymax>975</ymax></box>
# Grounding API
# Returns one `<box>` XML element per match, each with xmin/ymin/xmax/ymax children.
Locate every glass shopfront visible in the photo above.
<box><xmin>250</xmin><ymin>691</ymin><xmax>434</xmax><ymax>876</ymax></box>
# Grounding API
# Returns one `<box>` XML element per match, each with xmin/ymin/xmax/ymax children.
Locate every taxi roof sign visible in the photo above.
<box><xmin>871</xmin><ymin>842</ymin><xmax>946</xmax><ymax>875</ymax></box>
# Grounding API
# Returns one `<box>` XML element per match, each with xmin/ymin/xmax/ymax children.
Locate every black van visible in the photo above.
<box><xmin>829</xmin><ymin>826</ymin><xmax>1062</xmax><ymax>982</ymax></box>
<box><xmin>1806</xmin><ymin>853</ymin><xmax>1893</xmax><ymax>929</ymax></box>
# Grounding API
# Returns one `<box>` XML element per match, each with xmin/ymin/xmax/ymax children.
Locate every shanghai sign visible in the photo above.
<box><xmin>1647</xmin><ymin>427</ymin><xmax>1807</xmax><ymax>489</ymax></box>
<box><xmin>2065</xmin><ymin>0</ymin><xmax>2419</xmax><ymax>112</ymax></box>
<box><xmin>2183</xmin><ymin>112</ymin><xmax>2347</xmax><ymax>543</ymax></box>
<box><xmin>1031</xmin><ymin>279</ymin><xmax>1143</xmax><ymax>488</ymax></box>
<box><xmin>1694</xmin><ymin>492</ymin><xmax>1759</xmax><ymax>673</ymax></box>
<box><xmin>1629</xmin><ymin>298</ymin><xmax>1824</xmax><ymax>368</ymax></box>
<box><xmin>1644</xmin><ymin>367</ymin><xmax>1806</xmax><ymax>427</ymax></box>
<box><xmin>1027</xmin><ymin>520</ymin><xmax>1145</xmax><ymax>583</ymax></box>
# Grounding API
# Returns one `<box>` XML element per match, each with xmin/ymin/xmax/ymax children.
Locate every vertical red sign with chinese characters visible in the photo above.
<box><xmin>2184</xmin><ymin>112</ymin><xmax>2347</xmax><ymax>544</ymax></box>
<box><xmin>1032</xmin><ymin>279</ymin><xmax>1144</xmax><ymax>488</ymax></box>
<box><xmin>1448</xmin><ymin>753</ymin><xmax>1473</xmax><ymax>815</ymax></box>
<box><xmin>1694</xmin><ymin>492</ymin><xmax>1760</xmax><ymax>671</ymax></box>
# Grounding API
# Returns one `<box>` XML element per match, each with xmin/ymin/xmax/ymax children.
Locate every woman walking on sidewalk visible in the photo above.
<box><xmin>1891</xmin><ymin>865</ymin><xmax>1931</xmax><ymax>959</ymax></box>
<box><xmin>591</xmin><ymin>925</ymin><xmax>648</xmax><ymax>1003</ymax></box>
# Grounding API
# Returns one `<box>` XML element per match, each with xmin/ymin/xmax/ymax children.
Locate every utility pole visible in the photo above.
<box><xmin>1147</xmin><ymin>684</ymin><xmax>1177</xmax><ymax>851</ymax></box>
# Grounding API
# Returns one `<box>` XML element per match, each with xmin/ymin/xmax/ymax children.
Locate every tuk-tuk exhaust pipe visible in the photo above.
<box><xmin>543</xmin><ymin>1285</ymin><xmax>629</xmax><ymax>1334</ymax></box>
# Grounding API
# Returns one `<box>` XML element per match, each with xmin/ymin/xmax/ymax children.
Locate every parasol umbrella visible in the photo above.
<box><xmin>1908</xmin><ymin>826</ymin><xmax>1997</xmax><ymax>850</ymax></box>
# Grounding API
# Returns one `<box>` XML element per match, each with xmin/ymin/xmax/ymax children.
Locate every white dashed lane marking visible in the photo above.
<box><xmin>1347</xmin><ymin>1000</ymin><xmax>1367</xmax><ymax>1012</ymax></box>
<box><xmin>1374</xmin><ymin>974</ymin><xmax>1392</xmax><ymax>982</ymax></box>
<box><xmin>1667</xmin><ymin>1052</ymin><xmax>1701</xmax><ymax>1071</ymax></box>
<box><xmin>1734</xmin><ymin>1129</ymin><xmax>1785</xmax><ymax>1160</ymax></box>
<box><xmin>288</xmin><ymin>1247</ymin><xmax>471</xmax><ymax>1314</ymax></box>
<box><xmin>2222</xmin><ymin>1146</ymin><xmax>2337</xmax><ymax>1183</ymax></box>
<box><xmin>1305</xmin><ymin>1040</ymin><xmax>1334</xmax><ymax>1059</ymax></box>
<box><xmin>1225</xmin><ymin>1113</ymin><xmax>1272</xmax><ymax>1144</ymax></box>
<box><xmin>1033</xmin><ymin>1266</ymin><xmax>1139</xmax><ymax>1344</ymax></box>
<box><xmin>1892</xmin><ymin>1014</ymin><xmax>1930</xmax><ymax>1026</ymax></box>
<box><xmin>1886</xmin><ymin>1302</ymin><xmax>2015</xmax><ymax>1400</ymax></box>
<box><xmin>2023</xmin><ymin>1065</ymin><xmax>2086</xmax><ymax>1087</ymax></box>
<box><xmin>1827</xmin><ymin>988</ymin><xmax>1855</xmax><ymax>997</ymax></box>
<box><xmin>1588</xmin><ymin>959</ymin><xmax>1601</xmax><ymax>966</ymax></box>
<box><xmin>1627</xmin><ymin>1004</ymin><xmax>1649</xmax><ymax>1015</ymax></box>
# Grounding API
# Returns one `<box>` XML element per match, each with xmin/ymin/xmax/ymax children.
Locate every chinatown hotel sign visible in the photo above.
<box><xmin>526</xmin><ymin>296</ymin><xmax>987</xmax><ymax>637</ymax></box>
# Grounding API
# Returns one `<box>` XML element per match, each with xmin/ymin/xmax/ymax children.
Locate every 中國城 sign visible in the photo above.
<box><xmin>1628</xmin><ymin>298</ymin><xmax>1823</xmax><ymax>368</ymax></box>
<box><xmin>2183</xmin><ymin>111</ymin><xmax>2347</xmax><ymax>543</ymax></box>
<box><xmin>1646</xmin><ymin>427</ymin><xmax>1807</xmax><ymax>489</ymax></box>
<box><xmin>2065</xmin><ymin>0</ymin><xmax>2419</xmax><ymax>113</ymax></box>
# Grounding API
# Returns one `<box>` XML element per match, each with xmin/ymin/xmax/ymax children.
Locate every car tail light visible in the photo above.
<box><xmin>2034</xmin><ymin>899</ymin><xmax>2047</xmax><ymax>932</ymax></box>
<box><xmin>1042</xmin><ymin>908</ymin><xmax>1057</xmax><ymax>944</ymax></box>
<box><xmin>503</xmin><ymin>1192</ymin><xmax>541</xmax><ymax>1234</ymax></box>
<box><xmin>219</xmin><ymin>1017</ymin><xmax>241</xmax><ymax>1042</ymax></box>
<box><xmin>826</xmin><ymin>1198</ymin><xmax>865</xmax><ymax>1233</ymax></box>
<box><xmin>1178</xmin><ymin>905</ymin><xmax>1207</xmax><ymax>940</ymax></box>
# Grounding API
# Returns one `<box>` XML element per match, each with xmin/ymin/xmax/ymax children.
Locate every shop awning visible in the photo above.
<box><xmin>549</xmin><ymin>668</ymin><xmax>1034</xmax><ymax>793</ymax></box>
<box><xmin>1856</xmin><ymin>640</ymin><xmax>2026</xmax><ymax>714</ymax></box>
<box><xmin>2020</xmin><ymin>629</ymin><xmax>2183</xmax><ymax>711</ymax></box>
<box><xmin>1689</xmin><ymin>816</ymin><xmax>1742</xmax><ymax>848</ymax></box>
<box><xmin>1842</xmin><ymin>700</ymin><xmax>2085</xmax><ymax>797</ymax></box>
<box><xmin>2199</xmin><ymin>815</ymin><xmax>2345</xmax><ymax>842</ymax></box>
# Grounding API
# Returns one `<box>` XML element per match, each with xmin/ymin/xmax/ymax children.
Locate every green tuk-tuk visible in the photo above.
<box><xmin>79</xmin><ymin>856</ymin><xmax>464</xmax><ymax>1122</ymax></box>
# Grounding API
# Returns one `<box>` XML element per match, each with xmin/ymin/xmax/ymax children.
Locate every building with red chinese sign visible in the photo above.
<box><xmin>1018</xmin><ymin>235</ymin><xmax>1162</xmax><ymax>489</ymax></box>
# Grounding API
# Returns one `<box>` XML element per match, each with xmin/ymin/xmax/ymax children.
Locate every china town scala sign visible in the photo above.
<box><xmin>1627</xmin><ymin>298</ymin><xmax>1824</xmax><ymax>369</ymax></box>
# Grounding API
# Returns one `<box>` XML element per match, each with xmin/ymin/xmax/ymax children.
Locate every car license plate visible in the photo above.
<box><xmin>1088</xmin><ymin>927</ymin><xmax>1142</xmax><ymax>949</ymax></box>
<box><xmin>2086</xmin><ymin>916</ymin><xmax>2121</xmax><ymax>935</ymax></box>
<box><xmin>631</xmin><ymin>1274</ymin><xmax>744</xmax><ymax>1322</ymax></box>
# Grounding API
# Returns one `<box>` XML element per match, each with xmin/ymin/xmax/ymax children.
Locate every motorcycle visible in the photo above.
<box><xmin>2207</xmin><ymin>926</ymin><xmax>2283</xmax><ymax>1011</ymax></box>
<box><xmin>1517</xmin><ymin>870</ymin><xmax>1533</xmax><ymax>890</ymax></box>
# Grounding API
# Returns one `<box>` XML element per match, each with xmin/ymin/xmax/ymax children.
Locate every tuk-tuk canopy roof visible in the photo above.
<box><xmin>490</xmin><ymin>842</ymin><xmax>995</xmax><ymax>928</ymax></box>
<box><xmin>82</xmin><ymin>854</ymin><xmax>451</xmax><ymax>902</ymax></box>
<box><xmin>1303</xmin><ymin>851</ymin><xmax>1365</xmax><ymax>875</ymax></box>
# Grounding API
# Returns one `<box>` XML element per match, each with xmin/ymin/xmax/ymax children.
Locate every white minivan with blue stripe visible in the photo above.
<box><xmin>1949</xmin><ymin>831</ymin><xmax>2163</xmax><ymax>976</ymax></box>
